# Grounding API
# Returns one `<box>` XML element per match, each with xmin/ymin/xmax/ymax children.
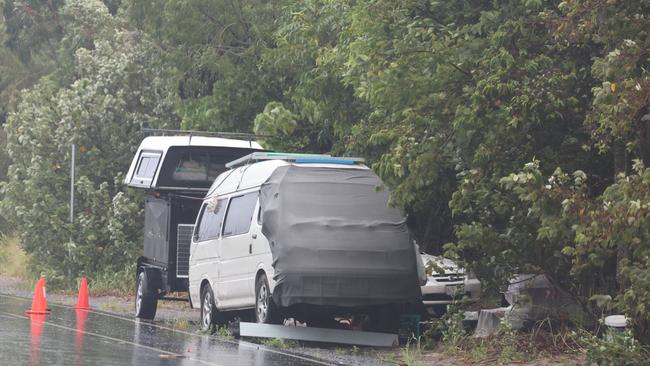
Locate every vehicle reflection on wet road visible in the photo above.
<box><xmin>0</xmin><ymin>294</ymin><xmax>330</xmax><ymax>366</ymax></box>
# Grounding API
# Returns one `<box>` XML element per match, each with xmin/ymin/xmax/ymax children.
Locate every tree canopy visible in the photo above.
<box><xmin>0</xmin><ymin>0</ymin><xmax>649</xmax><ymax>341</ymax></box>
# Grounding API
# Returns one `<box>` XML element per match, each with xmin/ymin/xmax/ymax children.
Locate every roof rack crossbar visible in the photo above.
<box><xmin>142</xmin><ymin>128</ymin><xmax>272</xmax><ymax>140</ymax></box>
<box><xmin>226</xmin><ymin>152</ymin><xmax>365</xmax><ymax>169</ymax></box>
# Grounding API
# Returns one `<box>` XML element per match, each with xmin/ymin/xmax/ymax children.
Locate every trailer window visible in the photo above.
<box><xmin>195</xmin><ymin>200</ymin><xmax>226</xmax><ymax>242</ymax></box>
<box><xmin>222</xmin><ymin>192</ymin><xmax>258</xmax><ymax>237</ymax></box>
<box><xmin>157</xmin><ymin>146</ymin><xmax>260</xmax><ymax>189</ymax></box>
<box><xmin>132</xmin><ymin>152</ymin><xmax>161</xmax><ymax>185</ymax></box>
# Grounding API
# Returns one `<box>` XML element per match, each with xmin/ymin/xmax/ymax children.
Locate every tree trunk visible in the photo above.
<box><xmin>613</xmin><ymin>140</ymin><xmax>630</xmax><ymax>292</ymax></box>
<box><xmin>612</xmin><ymin>140</ymin><xmax>627</xmax><ymax>176</ymax></box>
<box><xmin>637</xmin><ymin>104</ymin><xmax>650</xmax><ymax>166</ymax></box>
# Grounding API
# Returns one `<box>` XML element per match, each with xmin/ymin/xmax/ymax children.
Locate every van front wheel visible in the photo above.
<box><xmin>255</xmin><ymin>274</ymin><xmax>282</xmax><ymax>324</ymax></box>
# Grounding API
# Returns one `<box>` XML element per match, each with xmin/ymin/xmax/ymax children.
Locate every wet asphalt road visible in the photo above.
<box><xmin>0</xmin><ymin>294</ymin><xmax>331</xmax><ymax>366</ymax></box>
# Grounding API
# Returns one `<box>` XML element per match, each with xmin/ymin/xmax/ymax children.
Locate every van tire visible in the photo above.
<box><xmin>200</xmin><ymin>285</ymin><xmax>223</xmax><ymax>331</ymax></box>
<box><xmin>135</xmin><ymin>271</ymin><xmax>157</xmax><ymax>320</ymax></box>
<box><xmin>255</xmin><ymin>274</ymin><xmax>282</xmax><ymax>324</ymax></box>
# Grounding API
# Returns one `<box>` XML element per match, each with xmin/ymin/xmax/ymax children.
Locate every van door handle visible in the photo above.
<box><xmin>252</xmin><ymin>234</ymin><xmax>257</xmax><ymax>239</ymax></box>
<box><xmin>249</xmin><ymin>243</ymin><xmax>252</xmax><ymax>254</ymax></box>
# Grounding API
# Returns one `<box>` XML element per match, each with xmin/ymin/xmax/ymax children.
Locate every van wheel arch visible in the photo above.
<box><xmin>255</xmin><ymin>270</ymin><xmax>266</xmax><ymax>286</ymax></box>
<box><xmin>255</xmin><ymin>269</ymin><xmax>273</xmax><ymax>296</ymax></box>
<box><xmin>200</xmin><ymin>279</ymin><xmax>211</xmax><ymax>297</ymax></box>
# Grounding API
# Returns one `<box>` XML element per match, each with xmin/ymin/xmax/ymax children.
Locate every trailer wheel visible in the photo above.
<box><xmin>200</xmin><ymin>285</ymin><xmax>223</xmax><ymax>331</ymax></box>
<box><xmin>255</xmin><ymin>274</ymin><xmax>282</xmax><ymax>324</ymax></box>
<box><xmin>135</xmin><ymin>271</ymin><xmax>158</xmax><ymax>320</ymax></box>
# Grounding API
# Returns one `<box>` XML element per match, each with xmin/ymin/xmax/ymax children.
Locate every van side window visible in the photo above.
<box><xmin>195</xmin><ymin>200</ymin><xmax>226</xmax><ymax>242</ymax></box>
<box><xmin>222</xmin><ymin>192</ymin><xmax>258</xmax><ymax>237</ymax></box>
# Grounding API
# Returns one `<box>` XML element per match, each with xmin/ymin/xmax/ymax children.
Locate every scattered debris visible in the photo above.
<box><xmin>474</xmin><ymin>274</ymin><xmax>579</xmax><ymax>337</ymax></box>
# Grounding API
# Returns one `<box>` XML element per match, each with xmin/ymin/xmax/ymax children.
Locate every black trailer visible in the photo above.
<box><xmin>125</xmin><ymin>133</ymin><xmax>263</xmax><ymax>319</ymax></box>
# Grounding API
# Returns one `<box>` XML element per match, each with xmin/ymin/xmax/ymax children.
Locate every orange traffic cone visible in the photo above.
<box><xmin>25</xmin><ymin>276</ymin><xmax>50</xmax><ymax>315</ymax></box>
<box><xmin>74</xmin><ymin>277</ymin><xmax>91</xmax><ymax>310</ymax></box>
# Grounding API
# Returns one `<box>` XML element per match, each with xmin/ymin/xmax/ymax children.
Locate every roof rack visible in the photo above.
<box><xmin>225</xmin><ymin>152</ymin><xmax>365</xmax><ymax>169</ymax></box>
<box><xmin>142</xmin><ymin>128</ymin><xmax>271</xmax><ymax>141</ymax></box>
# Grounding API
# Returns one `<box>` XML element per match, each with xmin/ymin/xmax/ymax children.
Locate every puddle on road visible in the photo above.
<box><xmin>0</xmin><ymin>294</ymin><xmax>328</xmax><ymax>366</ymax></box>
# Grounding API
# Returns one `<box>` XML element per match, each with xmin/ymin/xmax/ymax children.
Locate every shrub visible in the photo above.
<box><xmin>581</xmin><ymin>328</ymin><xmax>650</xmax><ymax>366</ymax></box>
<box><xmin>448</xmin><ymin>160</ymin><xmax>650</xmax><ymax>341</ymax></box>
<box><xmin>0</xmin><ymin>0</ymin><xmax>177</xmax><ymax>288</ymax></box>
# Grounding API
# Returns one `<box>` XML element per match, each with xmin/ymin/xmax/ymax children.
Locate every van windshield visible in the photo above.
<box><xmin>157</xmin><ymin>146</ymin><xmax>259</xmax><ymax>189</ymax></box>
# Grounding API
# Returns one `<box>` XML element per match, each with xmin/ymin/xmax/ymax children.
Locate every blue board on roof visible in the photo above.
<box><xmin>294</xmin><ymin>157</ymin><xmax>356</xmax><ymax>165</ymax></box>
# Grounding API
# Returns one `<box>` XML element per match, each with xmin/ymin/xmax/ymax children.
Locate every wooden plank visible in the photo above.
<box><xmin>239</xmin><ymin>322</ymin><xmax>398</xmax><ymax>347</ymax></box>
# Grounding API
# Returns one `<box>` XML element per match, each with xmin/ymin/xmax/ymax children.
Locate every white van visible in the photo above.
<box><xmin>188</xmin><ymin>153</ymin><xmax>422</xmax><ymax>331</ymax></box>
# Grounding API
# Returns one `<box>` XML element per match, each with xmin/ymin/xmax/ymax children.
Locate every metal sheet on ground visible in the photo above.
<box><xmin>0</xmin><ymin>294</ymin><xmax>330</xmax><ymax>366</ymax></box>
<box><xmin>239</xmin><ymin>322</ymin><xmax>399</xmax><ymax>347</ymax></box>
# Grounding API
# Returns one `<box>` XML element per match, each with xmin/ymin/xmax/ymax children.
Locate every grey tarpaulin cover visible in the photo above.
<box><xmin>260</xmin><ymin>165</ymin><xmax>421</xmax><ymax>308</ymax></box>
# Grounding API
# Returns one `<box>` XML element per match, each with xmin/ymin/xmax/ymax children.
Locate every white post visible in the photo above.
<box><xmin>70</xmin><ymin>144</ymin><xmax>75</xmax><ymax>223</ymax></box>
<box><xmin>68</xmin><ymin>143</ymin><xmax>75</xmax><ymax>281</ymax></box>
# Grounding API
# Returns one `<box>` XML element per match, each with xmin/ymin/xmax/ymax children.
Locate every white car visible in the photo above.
<box><xmin>420</xmin><ymin>254</ymin><xmax>481</xmax><ymax>316</ymax></box>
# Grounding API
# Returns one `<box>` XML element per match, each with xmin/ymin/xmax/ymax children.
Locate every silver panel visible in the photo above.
<box><xmin>176</xmin><ymin>224</ymin><xmax>194</xmax><ymax>278</ymax></box>
<box><xmin>239</xmin><ymin>322</ymin><xmax>398</xmax><ymax>347</ymax></box>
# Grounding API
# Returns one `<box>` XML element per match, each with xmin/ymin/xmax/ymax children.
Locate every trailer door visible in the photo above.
<box><xmin>144</xmin><ymin>196</ymin><xmax>170</xmax><ymax>264</ymax></box>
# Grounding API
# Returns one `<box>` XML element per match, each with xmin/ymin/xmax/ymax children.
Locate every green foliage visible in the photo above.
<box><xmin>580</xmin><ymin>328</ymin><xmax>650</xmax><ymax>366</ymax></box>
<box><xmin>0</xmin><ymin>129</ymin><xmax>7</xmax><ymax>233</ymax></box>
<box><xmin>0</xmin><ymin>235</ymin><xmax>28</xmax><ymax>278</ymax></box>
<box><xmin>89</xmin><ymin>262</ymin><xmax>137</xmax><ymax>296</ymax></box>
<box><xmin>165</xmin><ymin>318</ymin><xmax>191</xmax><ymax>332</ymax></box>
<box><xmin>215</xmin><ymin>325</ymin><xmax>234</xmax><ymax>340</ymax></box>
<box><xmin>422</xmin><ymin>302</ymin><xmax>468</xmax><ymax>352</ymax></box>
<box><xmin>497</xmin><ymin>318</ymin><xmax>529</xmax><ymax>363</ymax></box>
<box><xmin>257</xmin><ymin>0</ymin><xmax>369</xmax><ymax>153</ymax></box>
<box><xmin>2</xmin><ymin>0</ymin><xmax>64</xmax><ymax>63</ymax></box>
<box><xmin>254</xmin><ymin>102</ymin><xmax>299</xmax><ymax>150</ymax></box>
<box><xmin>0</xmin><ymin>1</ymin><xmax>58</xmax><ymax>124</ymax></box>
<box><xmin>0</xmin><ymin>0</ymin><xmax>177</xmax><ymax>287</ymax></box>
<box><xmin>440</xmin><ymin>303</ymin><xmax>467</xmax><ymax>352</ymax></box>
<box><xmin>573</xmin><ymin>162</ymin><xmax>650</xmax><ymax>335</ymax></box>
<box><xmin>451</xmin><ymin>157</ymin><xmax>650</xmax><ymax>336</ymax></box>
<box><xmin>447</xmin><ymin>161</ymin><xmax>585</xmax><ymax>294</ymax></box>
<box><xmin>122</xmin><ymin>0</ymin><xmax>281</xmax><ymax>133</ymax></box>
<box><xmin>551</xmin><ymin>0</ymin><xmax>650</xmax><ymax>159</ymax></box>
<box><xmin>0</xmin><ymin>0</ymin><xmax>648</xmax><ymax>351</ymax></box>
<box><xmin>467</xmin><ymin>340</ymin><xmax>489</xmax><ymax>363</ymax></box>
<box><xmin>400</xmin><ymin>337</ymin><xmax>424</xmax><ymax>366</ymax></box>
<box><xmin>261</xmin><ymin>338</ymin><xmax>298</xmax><ymax>349</ymax></box>
<box><xmin>0</xmin><ymin>233</ymin><xmax>7</xmax><ymax>265</ymax></box>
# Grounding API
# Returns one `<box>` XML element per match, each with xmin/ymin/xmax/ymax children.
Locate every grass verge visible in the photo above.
<box><xmin>261</xmin><ymin>338</ymin><xmax>300</xmax><ymax>349</ymax></box>
<box><xmin>89</xmin><ymin>264</ymin><xmax>136</xmax><ymax>297</ymax></box>
<box><xmin>0</xmin><ymin>234</ymin><xmax>29</xmax><ymax>278</ymax></box>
